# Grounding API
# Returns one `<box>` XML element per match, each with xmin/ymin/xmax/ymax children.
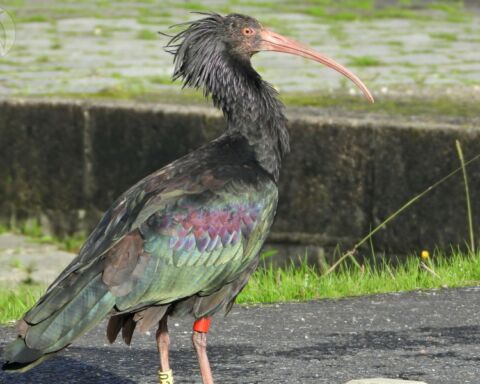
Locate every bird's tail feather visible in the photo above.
<box><xmin>2</xmin><ymin>271</ymin><xmax>115</xmax><ymax>372</ymax></box>
<box><xmin>2</xmin><ymin>340</ymin><xmax>52</xmax><ymax>372</ymax></box>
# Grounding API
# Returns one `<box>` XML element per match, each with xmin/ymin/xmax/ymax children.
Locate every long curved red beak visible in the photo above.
<box><xmin>259</xmin><ymin>29</ymin><xmax>374</xmax><ymax>103</ymax></box>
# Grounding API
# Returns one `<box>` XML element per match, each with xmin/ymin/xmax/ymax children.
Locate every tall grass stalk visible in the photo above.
<box><xmin>456</xmin><ymin>140</ymin><xmax>475</xmax><ymax>253</ymax></box>
<box><xmin>326</xmin><ymin>151</ymin><xmax>480</xmax><ymax>275</ymax></box>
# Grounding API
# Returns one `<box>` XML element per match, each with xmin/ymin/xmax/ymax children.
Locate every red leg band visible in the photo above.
<box><xmin>193</xmin><ymin>317</ymin><xmax>211</xmax><ymax>333</ymax></box>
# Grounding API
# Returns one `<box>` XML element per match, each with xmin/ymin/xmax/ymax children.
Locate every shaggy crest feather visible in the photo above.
<box><xmin>165</xmin><ymin>13</ymin><xmax>290</xmax><ymax>181</ymax></box>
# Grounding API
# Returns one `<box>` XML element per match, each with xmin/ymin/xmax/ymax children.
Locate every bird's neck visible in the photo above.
<box><xmin>210</xmin><ymin>56</ymin><xmax>290</xmax><ymax>182</ymax></box>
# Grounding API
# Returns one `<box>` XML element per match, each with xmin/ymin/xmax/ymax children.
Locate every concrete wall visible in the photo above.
<box><xmin>1</xmin><ymin>98</ymin><xmax>479</xmax><ymax>260</ymax></box>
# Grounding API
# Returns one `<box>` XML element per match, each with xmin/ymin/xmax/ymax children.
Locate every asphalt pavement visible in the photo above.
<box><xmin>1</xmin><ymin>287</ymin><xmax>479</xmax><ymax>384</ymax></box>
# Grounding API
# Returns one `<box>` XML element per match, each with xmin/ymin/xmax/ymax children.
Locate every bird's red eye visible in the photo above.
<box><xmin>242</xmin><ymin>27</ymin><xmax>255</xmax><ymax>36</ymax></box>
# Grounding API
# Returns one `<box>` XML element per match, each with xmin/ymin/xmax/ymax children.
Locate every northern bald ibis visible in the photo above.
<box><xmin>2</xmin><ymin>12</ymin><xmax>373</xmax><ymax>384</ymax></box>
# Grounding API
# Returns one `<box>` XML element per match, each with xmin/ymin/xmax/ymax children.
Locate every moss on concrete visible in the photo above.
<box><xmin>281</xmin><ymin>92</ymin><xmax>480</xmax><ymax>121</ymax></box>
<box><xmin>19</xmin><ymin>89</ymin><xmax>480</xmax><ymax>125</ymax></box>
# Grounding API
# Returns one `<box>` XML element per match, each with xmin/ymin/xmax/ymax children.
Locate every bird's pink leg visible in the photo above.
<box><xmin>192</xmin><ymin>317</ymin><xmax>214</xmax><ymax>384</ymax></box>
<box><xmin>156</xmin><ymin>317</ymin><xmax>173</xmax><ymax>383</ymax></box>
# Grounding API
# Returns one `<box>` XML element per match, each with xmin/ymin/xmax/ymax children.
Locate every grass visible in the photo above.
<box><xmin>148</xmin><ymin>75</ymin><xmax>174</xmax><ymax>85</ymax></box>
<box><xmin>348</xmin><ymin>55</ymin><xmax>384</xmax><ymax>67</ymax></box>
<box><xmin>238</xmin><ymin>249</ymin><xmax>480</xmax><ymax>304</ymax></box>
<box><xmin>428</xmin><ymin>2</ymin><xmax>468</xmax><ymax>22</ymax></box>
<box><xmin>429</xmin><ymin>32</ymin><xmax>458</xmax><ymax>42</ymax></box>
<box><xmin>328</xmin><ymin>24</ymin><xmax>348</xmax><ymax>42</ymax></box>
<box><xmin>4</xmin><ymin>0</ymin><xmax>469</xmax><ymax>25</ymax></box>
<box><xmin>0</xmin><ymin>284</ymin><xmax>45</xmax><ymax>324</ymax></box>
<box><xmin>304</xmin><ymin>0</ymin><xmax>467</xmax><ymax>22</ymax></box>
<box><xmin>35</xmin><ymin>55</ymin><xmax>51</xmax><ymax>64</ymax></box>
<box><xmin>1</xmin><ymin>249</ymin><xmax>479</xmax><ymax>324</ymax></box>
<box><xmin>136</xmin><ymin>29</ymin><xmax>158</xmax><ymax>41</ymax></box>
<box><xmin>386</xmin><ymin>40</ymin><xmax>404</xmax><ymax>47</ymax></box>
<box><xmin>182</xmin><ymin>2</ymin><xmax>210</xmax><ymax>12</ymax></box>
<box><xmin>16</xmin><ymin>15</ymin><xmax>51</xmax><ymax>23</ymax></box>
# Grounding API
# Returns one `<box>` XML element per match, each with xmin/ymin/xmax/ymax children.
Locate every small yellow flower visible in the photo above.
<box><xmin>421</xmin><ymin>250</ymin><xmax>430</xmax><ymax>261</ymax></box>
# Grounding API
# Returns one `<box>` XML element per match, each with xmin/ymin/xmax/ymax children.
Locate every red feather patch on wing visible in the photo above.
<box><xmin>150</xmin><ymin>202</ymin><xmax>263</xmax><ymax>252</ymax></box>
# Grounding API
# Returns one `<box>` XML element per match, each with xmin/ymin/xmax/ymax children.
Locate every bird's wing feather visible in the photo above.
<box><xmin>26</xmin><ymin>163</ymin><xmax>277</xmax><ymax>321</ymax></box>
<box><xmin>43</xmin><ymin>165</ymin><xmax>210</xmax><ymax>293</ymax></box>
<box><xmin>108</xmin><ymin>174</ymin><xmax>277</xmax><ymax>312</ymax></box>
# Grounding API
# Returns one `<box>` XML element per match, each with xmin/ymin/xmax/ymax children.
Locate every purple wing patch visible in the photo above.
<box><xmin>155</xmin><ymin>203</ymin><xmax>263</xmax><ymax>252</ymax></box>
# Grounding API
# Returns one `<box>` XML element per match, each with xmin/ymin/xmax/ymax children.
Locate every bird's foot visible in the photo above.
<box><xmin>158</xmin><ymin>368</ymin><xmax>173</xmax><ymax>384</ymax></box>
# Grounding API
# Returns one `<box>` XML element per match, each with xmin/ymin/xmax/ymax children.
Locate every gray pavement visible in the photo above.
<box><xmin>1</xmin><ymin>287</ymin><xmax>479</xmax><ymax>383</ymax></box>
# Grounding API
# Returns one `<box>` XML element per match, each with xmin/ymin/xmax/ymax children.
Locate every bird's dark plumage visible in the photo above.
<box><xmin>3</xmin><ymin>12</ymin><xmax>372</xmax><ymax>380</ymax></box>
<box><xmin>2</xmin><ymin>14</ymin><xmax>289</xmax><ymax>365</ymax></box>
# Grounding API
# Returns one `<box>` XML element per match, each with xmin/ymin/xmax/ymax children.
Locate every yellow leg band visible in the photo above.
<box><xmin>158</xmin><ymin>369</ymin><xmax>173</xmax><ymax>384</ymax></box>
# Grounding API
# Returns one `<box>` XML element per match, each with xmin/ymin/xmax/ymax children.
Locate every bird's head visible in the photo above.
<box><xmin>166</xmin><ymin>13</ymin><xmax>373</xmax><ymax>103</ymax></box>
